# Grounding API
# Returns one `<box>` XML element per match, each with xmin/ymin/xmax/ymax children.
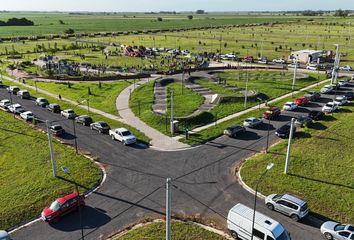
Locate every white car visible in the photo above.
<box><xmin>288</xmin><ymin>63</ymin><xmax>299</xmax><ymax>68</ymax></box>
<box><xmin>322</xmin><ymin>102</ymin><xmax>339</xmax><ymax>113</ymax></box>
<box><xmin>283</xmin><ymin>102</ymin><xmax>298</xmax><ymax>111</ymax></box>
<box><xmin>338</xmin><ymin>80</ymin><xmax>349</xmax><ymax>87</ymax></box>
<box><xmin>334</xmin><ymin>96</ymin><xmax>348</xmax><ymax>106</ymax></box>
<box><xmin>306</xmin><ymin>65</ymin><xmax>318</xmax><ymax>70</ymax></box>
<box><xmin>109</xmin><ymin>128</ymin><xmax>136</xmax><ymax>145</ymax></box>
<box><xmin>35</xmin><ymin>97</ymin><xmax>49</xmax><ymax>107</ymax></box>
<box><xmin>272</xmin><ymin>58</ymin><xmax>286</xmax><ymax>64</ymax></box>
<box><xmin>8</xmin><ymin>104</ymin><xmax>25</xmax><ymax>114</ymax></box>
<box><xmin>320</xmin><ymin>221</ymin><xmax>354</xmax><ymax>240</ymax></box>
<box><xmin>20</xmin><ymin>111</ymin><xmax>35</xmax><ymax>121</ymax></box>
<box><xmin>339</xmin><ymin>65</ymin><xmax>352</xmax><ymax>71</ymax></box>
<box><xmin>61</xmin><ymin>109</ymin><xmax>76</xmax><ymax>119</ymax></box>
<box><xmin>320</xmin><ymin>85</ymin><xmax>333</xmax><ymax>94</ymax></box>
<box><xmin>243</xmin><ymin>117</ymin><xmax>262</xmax><ymax>128</ymax></box>
<box><xmin>0</xmin><ymin>99</ymin><xmax>11</xmax><ymax>110</ymax></box>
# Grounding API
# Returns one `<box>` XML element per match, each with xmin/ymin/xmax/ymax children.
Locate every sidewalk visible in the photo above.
<box><xmin>116</xmin><ymin>78</ymin><xmax>191</xmax><ymax>151</ymax></box>
<box><xmin>3</xmin><ymin>75</ymin><xmax>126</xmax><ymax>124</ymax></box>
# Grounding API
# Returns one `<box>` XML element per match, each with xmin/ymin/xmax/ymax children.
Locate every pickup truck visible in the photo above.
<box><xmin>109</xmin><ymin>128</ymin><xmax>136</xmax><ymax>145</ymax></box>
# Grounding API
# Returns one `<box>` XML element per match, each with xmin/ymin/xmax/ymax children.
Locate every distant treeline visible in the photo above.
<box><xmin>0</xmin><ymin>17</ymin><xmax>34</xmax><ymax>26</ymax></box>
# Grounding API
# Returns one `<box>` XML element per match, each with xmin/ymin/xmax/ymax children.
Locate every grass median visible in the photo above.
<box><xmin>0</xmin><ymin>110</ymin><xmax>102</xmax><ymax>230</ymax></box>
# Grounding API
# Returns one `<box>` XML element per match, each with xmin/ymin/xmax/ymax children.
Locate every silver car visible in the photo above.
<box><xmin>265</xmin><ymin>194</ymin><xmax>309</xmax><ymax>221</ymax></box>
<box><xmin>243</xmin><ymin>117</ymin><xmax>262</xmax><ymax>128</ymax></box>
<box><xmin>320</xmin><ymin>221</ymin><xmax>354</xmax><ymax>240</ymax></box>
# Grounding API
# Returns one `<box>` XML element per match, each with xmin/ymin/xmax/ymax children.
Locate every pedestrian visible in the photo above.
<box><xmin>58</xmin><ymin>94</ymin><xmax>62</xmax><ymax>100</ymax></box>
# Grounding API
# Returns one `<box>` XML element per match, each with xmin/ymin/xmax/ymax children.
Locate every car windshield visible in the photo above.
<box><xmin>121</xmin><ymin>131</ymin><xmax>132</xmax><ymax>136</ymax></box>
<box><xmin>273</xmin><ymin>194</ymin><xmax>283</xmax><ymax>201</ymax></box>
<box><xmin>49</xmin><ymin>200</ymin><xmax>61</xmax><ymax>212</ymax></box>
<box><xmin>334</xmin><ymin>224</ymin><xmax>346</xmax><ymax>231</ymax></box>
<box><xmin>53</xmin><ymin>126</ymin><xmax>62</xmax><ymax>130</ymax></box>
<box><xmin>275</xmin><ymin>230</ymin><xmax>290</xmax><ymax>240</ymax></box>
<box><xmin>68</xmin><ymin>110</ymin><xmax>74</xmax><ymax>113</ymax></box>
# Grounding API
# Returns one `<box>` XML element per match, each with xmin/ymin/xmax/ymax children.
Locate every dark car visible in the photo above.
<box><xmin>50</xmin><ymin>125</ymin><xmax>65</xmax><ymax>136</ymax></box>
<box><xmin>304</xmin><ymin>91</ymin><xmax>321</xmax><ymax>101</ymax></box>
<box><xmin>41</xmin><ymin>192</ymin><xmax>85</xmax><ymax>222</ymax></box>
<box><xmin>275</xmin><ymin>124</ymin><xmax>296</xmax><ymax>138</ymax></box>
<box><xmin>90</xmin><ymin>121</ymin><xmax>110</xmax><ymax>133</ymax></box>
<box><xmin>47</xmin><ymin>104</ymin><xmax>61</xmax><ymax>113</ymax></box>
<box><xmin>344</xmin><ymin>92</ymin><xmax>354</xmax><ymax>100</ymax></box>
<box><xmin>295</xmin><ymin>116</ymin><xmax>312</xmax><ymax>127</ymax></box>
<box><xmin>75</xmin><ymin>115</ymin><xmax>93</xmax><ymax>126</ymax></box>
<box><xmin>263</xmin><ymin>107</ymin><xmax>281</xmax><ymax>120</ymax></box>
<box><xmin>308</xmin><ymin>110</ymin><xmax>324</xmax><ymax>121</ymax></box>
<box><xmin>223</xmin><ymin>124</ymin><xmax>246</xmax><ymax>137</ymax></box>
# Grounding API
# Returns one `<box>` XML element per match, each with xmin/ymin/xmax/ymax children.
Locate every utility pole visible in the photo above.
<box><xmin>72</xmin><ymin>119</ymin><xmax>78</xmax><ymax>154</ymax></box>
<box><xmin>292</xmin><ymin>57</ymin><xmax>298</xmax><ymax>93</ymax></box>
<box><xmin>219</xmin><ymin>34</ymin><xmax>222</xmax><ymax>54</ymax></box>
<box><xmin>284</xmin><ymin>118</ymin><xmax>295</xmax><ymax>175</ymax></box>
<box><xmin>166</xmin><ymin>178</ymin><xmax>172</xmax><ymax>240</ymax></box>
<box><xmin>265</xmin><ymin>118</ymin><xmax>271</xmax><ymax>153</ymax></box>
<box><xmin>46</xmin><ymin>120</ymin><xmax>57</xmax><ymax>177</ymax></box>
<box><xmin>181</xmin><ymin>68</ymin><xmax>184</xmax><ymax>95</ymax></box>
<box><xmin>170</xmin><ymin>91</ymin><xmax>174</xmax><ymax>135</ymax></box>
<box><xmin>244</xmin><ymin>64</ymin><xmax>249</xmax><ymax>108</ymax></box>
<box><xmin>331</xmin><ymin>44</ymin><xmax>340</xmax><ymax>85</ymax></box>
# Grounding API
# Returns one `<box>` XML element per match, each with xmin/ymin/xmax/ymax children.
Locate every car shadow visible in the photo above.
<box><xmin>309</xmin><ymin>122</ymin><xmax>327</xmax><ymax>130</ymax></box>
<box><xmin>49</xmin><ymin>206</ymin><xmax>111</xmax><ymax>232</ymax></box>
<box><xmin>60</xmin><ymin>132</ymin><xmax>77</xmax><ymax>140</ymax></box>
<box><xmin>316</xmin><ymin>97</ymin><xmax>333</xmax><ymax>103</ymax></box>
<box><xmin>306</xmin><ymin>102</ymin><xmax>321</xmax><ymax>108</ymax></box>
<box><xmin>293</xmin><ymin>107</ymin><xmax>310</xmax><ymax>113</ymax></box>
<box><xmin>322</xmin><ymin>114</ymin><xmax>337</xmax><ymax>121</ymax></box>
<box><xmin>294</xmin><ymin>131</ymin><xmax>311</xmax><ymax>139</ymax></box>
<box><xmin>131</xmin><ymin>142</ymin><xmax>149</xmax><ymax>149</ymax></box>
<box><xmin>277</xmin><ymin>115</ymin><xmax>292</xmax><ymax>122</ymax></box>
<box><xmin>337</xmin><ymin>108</ymin><xmax>352</xmax><ymax>113</ymax></box>
<box><xmin>255</xmin><ymin>122</ymin><xmax>276</xmax><ymax>131</ymax></box>
<box><xmin>236</xmin><ymin>131</ymin><xmax>261</xmax><ymax>141</ymax></box>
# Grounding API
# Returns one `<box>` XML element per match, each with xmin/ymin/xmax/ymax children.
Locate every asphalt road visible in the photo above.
<box><xmin>1</xmin><ymin>81</ymin><xmax>353</xmax><ymax>240</ymax></box>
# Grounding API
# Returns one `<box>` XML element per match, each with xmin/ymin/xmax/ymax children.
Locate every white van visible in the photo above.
<box><xmin>227</xmin><ymin>203</ymin><xmax>291</xmax><ymax>240</ymax></box>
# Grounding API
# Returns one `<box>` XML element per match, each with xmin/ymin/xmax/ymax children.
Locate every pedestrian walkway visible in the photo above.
<box><xmin>116</xmin><ymin>78</ymin><xmax>191</xmax><ymax>151</ymax></box>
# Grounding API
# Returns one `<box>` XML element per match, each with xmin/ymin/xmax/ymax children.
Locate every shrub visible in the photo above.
<box><xmin>157</xmin><ymin>17</ymin><xmax>163</xmax><ymax>22</ymax></box>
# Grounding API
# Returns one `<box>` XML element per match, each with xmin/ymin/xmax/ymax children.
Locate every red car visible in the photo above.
<box><xmin>262</xmin><ymin>107</ymin><xmax>281</xmax><ymax>120</ymax></box>
<box><xmin>41</xmin><ymin>192</ymin><xmax>85</xmax><ymax>222</ymax></box>
<box><xmin>295</xmin><ymin>97</ymin><xmax>310</xmax><ymax>106</ymax></box>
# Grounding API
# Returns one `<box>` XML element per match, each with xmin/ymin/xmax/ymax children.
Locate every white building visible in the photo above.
<box><xmin>289</xmin><ymin>50</ymin><xmax>324</xmax><ymax>64</ymax></box>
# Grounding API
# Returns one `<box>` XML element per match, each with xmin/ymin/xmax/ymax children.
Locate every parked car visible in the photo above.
<box><xmin>47</xmin><ymin>104</ymin><xmax>61</xmax><ymax>113</ymax></box>
<box><xmin>8</xmin><ymin>104</ymin><xmax>25</xmax><ymax>114</ymax></box>
<box><xmin>257</xmin><ymin>57</ymin><xmax>268</xmax><ymax>64</ymax></box>
<box><xmin>17</xmin><ymin>90</ymin><xmax>30</xmax><ymax>99</ymax></box>
<box><xmin>0</xmin><ymin>99</ymin><xmax>11</xmax><ymax>111</ymax></box>
<box><xmin>283</xmin><ymin>102</ymin><xmax>298</xmax><ymax>111</ymax></box>
<box><xmin>6</xmin><ymin>86</ymin><xmax>20</xmax><ymax>95</ymax></box>
<box><xmin>295</xmin><ymin>97</ymin><xmax>310</xmax><ymax>106</ymax></box>
<box><xmin>344</xmin><ymin>92</ymin><xmax>354</xmax><ymax>100</ymax></box>
<box><xmin>61</xmin><ymin>109</ymin><xmax>76</xmax><ymax>119</ymax></box>
<box><xmin>339</xmin><ymin>65</ymin><xmax>352</xmax><ymax>71</ymax></box>
<box><xmin>223</xmin><ymin>124</ymin><xmax>245</xmax><ymax>137</ymax></box>
<box><xmin>308</xmin><ymin>110</ymin><xmax>324</xmax><ymax>121</ymax></box>
<box><xmin>35</xmin><ymin>97</ymin><xmax>49</xmax><ymax>107</ymax></box>
<box><xmin>338</xmin><ymin>80</ymin><xmax>349</xmax><ymax>87</ymax></box>
<box><xmin>20</xmin><ymin>111</ymin><xmax>35</xmax><ymax>121</ymax></box>
<box><xmin>272</xmin><ymin>58</ymin><xmax>286</xmax><ymax>64</ymax></box>
<box><xmin>41</xmin><ymin>192</ymin><xmax>85</xmax><ymax>222</ymax></box>
<box><xmin>242</xmin><ymin>56</ymin><xmax>254</xmax><ymax>63</ymax></box>
<box><xmin>304</xmin><ymin>91</ymin><xmax>321</xmax><ymax>101</ymax></box>
<box><xmin>0</xmin><ymin>230</ymin><xmax>10</xmax><ymax>240</ymax></box>
<box><xmin>320</xmin><ymin>221</ymin><xmax>354</xmax><ymax>240</ymax></box>
<box><xmin>243</xmin><ymin>117</ymin><xmax>262</xmax><ymax>128</ymax></box>
<box><xmin>320</xmin><ymin>85</ymin><xmax>333</xmax><ymax>94</ymax></box>
<box><xmin>275</xmin><ymin>123</ymin><xmax>296</xmax><ymax>138</ymax></box>
<box><xmin>334</xmin><ymin>96</ymin><xmax>348</xmax><ymax>106</ymax></box>
<box><xmin>90</xmin><ymin>121</ymin><xmax>110</xmax><ymax>133</ymax></box>
<box><xmin>265</xmin><ymin>194</ymin><xmax>309</xmax><ymax>221</ymax></box>
<box><xmin>295</xmin><ymin>116</ymin><xmax>312</xmax><ymax>127</ymax></box>
<box><xmin>306</xmin><ymin>64</ymin><xmax>318</xmax><ymax>70</ymax></box>
<box><xmin>109</xmin><ymin>128</ymin><xmax>137</xmax><ymax>145</ymax></box>
<box><xmin>75</xmin><ymin>115</ymin><xmax>93</xmax><ymax>126</ymax></box>
<box><xmin>50</xmin><ymin>125</ymin><xmax>65</xmax><ymax>136</ymax></box>
<box><xmin>288</xmin><ymin>63</ymin><xmax>300</xmax><ymax>68</ymax></box>
<box><xmin>263</xmin><ymin>107</ymin><xmax>281</xmax><ymax>120</ymax></box>
<box><xmin>322</xmin><ymin>102</ymin><xmax>339</xmax><ymax>113</ymax></box>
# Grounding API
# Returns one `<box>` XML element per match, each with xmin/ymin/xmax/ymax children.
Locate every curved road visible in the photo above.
<box><xmin>2</xmin><ymin>82</ymin><xmax>353</xmax><ymax>240</ymax></box>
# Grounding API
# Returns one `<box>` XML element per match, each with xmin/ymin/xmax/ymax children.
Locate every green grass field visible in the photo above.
<box><xmin>114</xmin><ymin>221</ymin><xmax>228</xmax><ymax>240</ymax></box>
<box><xmin>0</xmin><ymin>110</ymin><xmax>102</xmax><ymax>230</ymax></box>
<box><xmin>240</xmin><ymin>101</ymin><xmax>354</xmax><ymax>223</ymax></box>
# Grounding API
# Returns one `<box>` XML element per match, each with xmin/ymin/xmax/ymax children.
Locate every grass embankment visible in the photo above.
<box><xmin>25</xmin><ymin>79</ymin><xmax>130</xmax><ymax>116</ymax></box>
<box><xmin>114</xmin><ymin>221</ymin><xmax>228</xmax><ymax>240</ymax></box>
<box><xmin>1</xmin><ymin>77</ymin><xmax>151</xmax><ymax>144</ymax></box>
<box><xmin>240</xmin><ymin>101</ymin><xmax>354</xmax><ymax>223</ymax></box>
<box><xmin>0</xmin><ymin>110</ymin><xmax>102</xmax><ymax>230</ymax></box>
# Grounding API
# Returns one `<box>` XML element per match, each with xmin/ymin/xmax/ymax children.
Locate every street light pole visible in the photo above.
<box><xmin>244</xmin><ymin>65</ymin><xmax>249</xmax><ymax>109</ymax></box>
<box><xmin>266</xmin><ymin>118</ymin><xmax>271</xmax><ymax>153</ymax></box>
<box><xmin>284</xmin><ymin>118</ymin><xmax>295</xmax><ymax>174</ymax></box>
<box><xmin>166</xmin><ymin>178</ymin><xmax>172</xmax><ymax>240</ymax></box>
<box><xmin>331</xmin><ymin>44</ymin><xmax>339</xmax><ymax>85</ymax></box>
<box><xmin>170</xmin><ymin>90</ymin><xmax>174</xmax><ymax>136</ymax></box>
<box><xmin>292</xmin><ymin>57</ymin><xmax>298</xmax><ymax>93</ymax></box>
<box><xmin>46</xmin><ymin>120</ymin><xmax>57</xmax><ymax>177</ymax></box>
<box><xmin>251</xmin><ymin>163</ymin><xmax>274</xmax><ymax>240</ymax></box>
<box><xmin>72</xmin><ymin>119</ymin><xmax>78</xmax><ymax>154</ymax></box>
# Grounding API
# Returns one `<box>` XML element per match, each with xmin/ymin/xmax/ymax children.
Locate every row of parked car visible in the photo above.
<box><xmin>224</xmin><ymin>78</ymin><xmax>353</xmax><ymax>139</ymax></box>
<box><xmin>0</xmin><ymin>83</ymin><xmax>137</xmax><ymax>145</ymax></box>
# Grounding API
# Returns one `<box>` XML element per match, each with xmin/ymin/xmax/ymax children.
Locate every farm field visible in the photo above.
<box><xmin>241</xmin><ymin>97</ymin><xmax>354</xmax><ymax>223</ymax></box>
<box><xmin>0</xmin><ymin>110</ymin><xmax>102</xmax><ymax>230</ymax></box>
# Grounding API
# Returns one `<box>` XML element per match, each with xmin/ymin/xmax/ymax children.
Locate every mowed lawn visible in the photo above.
<box><xmin>241</xmin><ymin>103</ymin><xmax>354</xmax><ymax>223</ymax></box>
<box><xmin>115</xmin><ymin>221</ymin><xmax>228</xmax><ymax>240</ymax></box>
<box><xmin>25</xmin><ymin>80</ymin><xmax>131</xmax><ymax>116</ymax></box>
<box><xmin>0</xmin><ymin>111</ymin><xmax>102</xmax><ymax>230</ymax></box>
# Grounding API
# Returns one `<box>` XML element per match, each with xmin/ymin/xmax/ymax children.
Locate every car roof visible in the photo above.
<box><xmin>57</xmin><ymin>192</ymin><xmax>79</xmax><ymax>204</ymax></box>
<box><xmin>116</xmin><ymin>127</ymin><xmax>129</xmax><ymax>132</ymax></box>
<box><xmin>12</xmin><ymin>104</ymin><xmax>22</xmax><ymax>107</ymax></box>
<box><xmin>282</xmin><ymin>194</ymin><xmax>306</xmax><ymax>206</ymax></box>
<box><xmin>23</xmin><ymin>111</ymin><xmax>33</xmax><ymax>114</ymax></box>
<box><xmin>285</xmin><ymin>102</ymin><xmax>294</xmax><ymax>105</ymax></box>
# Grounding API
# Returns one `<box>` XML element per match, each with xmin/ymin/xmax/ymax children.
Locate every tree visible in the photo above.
<box><xmin>59</xmin><ymin>20</ymin><xmax>65</xmax><ymax>24</ymax></box>
<box><xmin>334</xmin><ymin>9</ymin><xmax>349</xmax><ymax>17</ymax></box>
<box><xmin>64</xmin><ymin>28</ymin><xmax>75</xmax><ymax>34</ymax></box>
<box><xmin>157</xmin><ymin>17</ymin><xmax>163</xmax><ymax>22</ymax></box>
<box><xmin>187</xmin><ymin>15</ymin><xmax>193</xmax><ymax>20</ymax></box>
<box><xmin>196</xmin><ymin>10</ymin><xmax>205</xmax><ymax>14</ymax></box>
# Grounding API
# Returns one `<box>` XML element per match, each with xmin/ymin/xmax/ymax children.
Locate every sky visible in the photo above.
<box><xmin>0</xmin><ymin>0</ymin><xmax>353</xmax><ymax>12</ymax></box>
